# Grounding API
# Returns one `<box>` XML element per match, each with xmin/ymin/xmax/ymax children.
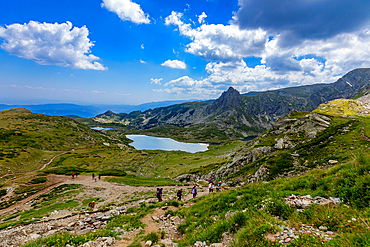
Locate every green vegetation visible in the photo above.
<box><xmin>0</xmin><ymin>189</ymin><xmax>6</xmax><ymax>197</ymax></box>
<box><xmin>106</xmin><ymin>175</ymin><xmax>182</xmax><ymax>186</ymax></box>
<box><xmin>175</xmin><ymin>153</ymin><xmax>370</xmax><ymax>246</ymax></box>
<box><xmin>29</xmin><ymin>176</ymin><xmax>47</xmax><ymax>184</ymax></box>
<box><xmin>23</xmin><ymin>204</ymin><xmax>154</xmax><ymax>247</ymax></box>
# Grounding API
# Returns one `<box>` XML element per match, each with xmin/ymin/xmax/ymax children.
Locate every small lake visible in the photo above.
<box><xmin>126</xmin><ymin>135</ymin><xmax>209</xmax><ymax>153</ymax></box>
<box><xmin>91</xmin><ymin>127</ymin><xmax>114</xmax><ymax>131</ymax></box>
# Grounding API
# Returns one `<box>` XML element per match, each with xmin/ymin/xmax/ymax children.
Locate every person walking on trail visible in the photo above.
<box><xmin>89</xmin><ymin>201</ymin><xmax>95</xmax><ymax>210</ymax></box>
<box><xmin>192</xmin><ymin>185</ymin><xmax>197</xmax><ymax>199</ymax></box>
<box><xmin>177</xmin><ymin>189</ymin><xmax>183</xmax><ymax>201</ymax></box>
<box><xmin>72</xmin><ymin>172</ymin><xmax>75</xmax><ymax>179</ymax></box>
<box><xmin>216</xmin><ymin>181</ymin><xmax>222</xmax><ymax>192</ymax></box>
<box><xmin>208</xmin><ymin>181</ymin><xmax>214</xmax><ymax>193</ymax></box>
<box><xmin>99</xmin><ymin>174</ymin><xmax>101</xmax><ymax>180</ymax></box>
<box><xmin>156</xmin><ymin>188</ymin><xmax>162</xmax><ymax>202</ymax></box>
<box><xmin>92</xmin><ymin>173</ymin><xmax>95</xmax><ymax>180</ymax></box>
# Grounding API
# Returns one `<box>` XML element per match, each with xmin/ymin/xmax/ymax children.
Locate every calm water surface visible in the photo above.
<box><xmin>91</xmin><ymin>127</ymin><xmax>113</xmax><ymax>131</ymax></box>
<box><xmin>126</xmin><ymin>135</ymin><xmax>209</xmax><ymax>153</ymax></box>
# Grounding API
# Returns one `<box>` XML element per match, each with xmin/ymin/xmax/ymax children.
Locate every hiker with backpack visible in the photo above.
<box><xmin>216</xmin><ymin>181</ymin><xmax>222</xmax><ymax>192</ymax></box>
<box><xmin>208</xmin><ymin>180</ymin><xmax>214</xmax><ymax>193</ymax></box>
<box><xmin>192</xmin><ymin>185</ymin><xmax>197</xmax><ymax>199</ymax></box>
<box><xmin>89</xmin><ymin>201</ymin><xmax>95</xmax><ymax>210</ymax></box>
<box><xmin>177</xmin><ymin>189</ymin><xmax>183</xmax><ymax>201</ymax></box>
<box><xmin>156</xmin><ymin>188</ymin><xmax>163</xmax><ymax>202</ymax></box>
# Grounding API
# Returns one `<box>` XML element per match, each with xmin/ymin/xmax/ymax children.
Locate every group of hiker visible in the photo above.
<box><xmin>156</xmin><ymin>182</ymin><xmax>223</xmax><ymax>202</ymax></box>
<box><xmin>72</xmin><ymin>173</ymin><xmax>103</xmax><ymax>181</ymax></box>
<box><xmin>92</xmin><ymin>173</ymin><xmax>101</xmax><ymax>182</ymax></box>
<box><xmin>208</xmin><ymin>180</ymin><xmax>222</xmax><ymax>193</ymax></box>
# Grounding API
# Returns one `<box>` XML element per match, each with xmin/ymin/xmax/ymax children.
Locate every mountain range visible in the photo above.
<box><xmin>0</xmin><ymin>100</ymin><xmax>193</xmax><ymax>118</ymax></box>
<box><xmin>93</xmin><ymin>68</ymin><xmax>370</xmax><ymax>138</ymax></box>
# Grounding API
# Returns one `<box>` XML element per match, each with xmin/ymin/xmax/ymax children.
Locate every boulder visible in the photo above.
<box><xmin>328</xmin><ymin>160</ymin><xmax>338</xmax><ymax>165</ymax></box>
<box><xmin>329</xmin><ymin>197</ymin><xmax>341</xmax><ymax>205</ymax></box>
<box><xmin>144</xmin><ymin>240</ymin><xmax>152</xmax><ymax>246</ymax></box>
<box><xmin>210</xmin><ymin>244</ymin><xmax>223</xmax><ymax>247</ymax></box>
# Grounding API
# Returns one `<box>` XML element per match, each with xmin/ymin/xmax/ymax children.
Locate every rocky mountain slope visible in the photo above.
<box><xmin>93</xmin><ymin>68</ymin><xmax>370</xmax><ymax>140</ymax></box>
<box><xmin>176</xmin><ymin>93</ymin><xmax>370</xmax><ymax>186</ymax></box>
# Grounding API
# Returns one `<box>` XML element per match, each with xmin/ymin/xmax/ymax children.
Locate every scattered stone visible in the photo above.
<box><xmin>285</xmin><ymin>194</ymin><xmax>340</xmax><ymax>211</ymax></box>
<box><xmin>144</xmin><ymin>240</ymin><xmax>152</xmax><ymax>246</ymax></box>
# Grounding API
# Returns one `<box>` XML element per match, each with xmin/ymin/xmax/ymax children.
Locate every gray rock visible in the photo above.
<box><xmin>101</xmin><ymin>216</ymin><xmax>111</xmax><ymax>221</ymax></box>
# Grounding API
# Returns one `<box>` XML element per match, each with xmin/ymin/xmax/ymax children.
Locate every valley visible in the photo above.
<box><xmin>0</xmin><ymin>69</ymin><xmax>370</xmax><ymax>246</ymax></box>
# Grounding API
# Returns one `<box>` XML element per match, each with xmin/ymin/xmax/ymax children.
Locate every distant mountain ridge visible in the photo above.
<box><xmin>94</xmin><ymin>68</ymin><xmax>370</xmax><ymax>138</ymax></box>
<box><xmin>0</xmin><ymin>100</ymin><xmax>194</xmax><ymax>118</ymax></box>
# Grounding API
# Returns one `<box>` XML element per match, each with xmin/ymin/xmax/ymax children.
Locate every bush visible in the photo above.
<box><xmin>166</xmin><ymin>200</ymin><xmax>180</xmax><ymax>207</ymax></box>
<box><xmin>143</xmin><ymin>232</ymin><xmax>159</xmax><ymax>243</ymax></box>
<box><xmin>0</xmin><ymin>189</ymin><xmax>6</xmax><ymax>197</ymax></box>
<box><xmin>98</xmin><ymin>169</ymin><xmax>127</xmax><ymax>177</ymax></box>
<box><xmin>30</xmin><ymin>177</ymin><xmax>47</xmax><ymax>184</ymax></box>
<box><xmin>43</xmin><ymin>166</ymin><xmax>89</xmax><ymax>175</ymax></box>
<box><xmin>265</xmin><ymin>200</ymin><xmax>294</xmax><ymax>219</ymax></box>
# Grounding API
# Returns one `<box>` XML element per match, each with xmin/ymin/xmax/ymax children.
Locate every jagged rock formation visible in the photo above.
<box><xmin>94</xmin><ymin>68</ymin><xmax>370</xmax><ymax>138</ymax></box>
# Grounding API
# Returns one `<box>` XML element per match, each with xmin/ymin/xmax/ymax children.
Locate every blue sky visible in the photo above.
<box><xmin>1</xmin><ymin>0</ymin><xmax>370</xmax><ymax>105</ymax></box>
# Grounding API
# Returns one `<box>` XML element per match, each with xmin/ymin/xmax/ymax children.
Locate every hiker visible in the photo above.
<box><xmin>208</xmin><ymin>181</ymin><xmax>214</xmax><ymax>193</ymax></box>
<box><xmin>99</xmin><ymin>174</ymin><xmax>101</xmax><ymax>180</ymax></box>
<box><xmin>89</xmin><ymin>201</ymin><xmax>95</xmax><ymax>210</ymax></box>
<box><xmin>177</xmin><ymin>189</ymin><xmax>183</xmax><ymax>201</ymax></box>
<box><xmin>75</xmin><ymin>172</ymin><xmax>78</xmax><ymax>178</ymax></box>
<box><xmin>72</xmin><ymin>172</ymin><xmax>75</xmax><ymax>179</ymax></box>
<box><xmin>192</xmin><ymin>185</ymin><xmax>197</xmax><ymax>199</ymax></box>
<box><xmin>92</xmin><ymin>173</ymin><xmax>95</xmax><ymax>180</ymax></box>
<box><xmin>216</xmin><ymin>181</ymin><xmax>222</xmax><ymax>192</ymax></box>
<box><xmin>156</xmin><ymin>188</ymin><xmax>162</xmax><ymax>202</ymax></box>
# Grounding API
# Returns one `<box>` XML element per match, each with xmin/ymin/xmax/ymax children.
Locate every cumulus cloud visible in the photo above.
<box><xmin>0</xmin><ymin>21</ymin><xmax>106</xmax><ymax>70</ymax></box>
<box><xmin>161</xmin><ymin>59</ymin><xmax>187</xmax><ymax>69</ymax></box>
<box><xmin>161</xmin><ymin>58</ymin><xmax>337</xmax><ymax>98</ymax></box>
<box><xmin>101</xmin><ymin>0</ymin><xmax>150</xmax><ymax>24</ymax></box>
<box><xmin>160</xmin><ymin>5</ymin><xmax>370</xmax><ymax>98</ymax></box>
<box><xmin>236</xmin><ymin>0</ymin><xmax>370</xmax><ymax>46</ymax></box>
<box><xmin>198</xmin><ymin>12</ymin><xmax>207</xmax><ymax>24</ymax></box>
<box><xmin>140</xmin><ymin>59</ymin><xmax>146</xmax><ymax>64</ymax></box>
<box><xmin>150</xmin><ymin>78</ymin><xmax>163</xmax><ymax>85</ymax></box>
<box><xmin>141</xmin><ymin>44</ymin><xmax>144</xmax><ymax>49</ymax></box>
<box><xmin>165</xmin><ymin>11</ymin><xmax>267</xmax><ymax>61</ymax></box>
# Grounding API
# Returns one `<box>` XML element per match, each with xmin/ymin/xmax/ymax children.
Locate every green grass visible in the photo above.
<box><xmin>29</xmin><ymin>177</ymin><xmax>47</xmax><ymax>184</ymax></box>
<box><xmin>174</xmin><ymin>153</ymin><xmax>370</xmax><ymax>247</ymax></box>
<box><xmin>105</xmin><ymin>175</ymin><xmax>183</xmax><ymax>186</ymax></box>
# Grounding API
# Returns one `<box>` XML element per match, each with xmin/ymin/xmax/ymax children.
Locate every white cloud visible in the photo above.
<box><xmin>161</xmin><ymin>10</ymin><xmax>370</xmax><ymax>97</ymax></box>
<box><xmin>140</xmin><ymin>59</ymin><xmax>146</xmax><ymax>64</ymax></box>
<box><xmin>150</xmin><ymin>78</ymin><xmax>163</xmax><ymax>85</ymax></box>
<box><xmin>0</xmin><ymin>21</ymin><xmax>106</xmax><ymax>70</ymax></box>
<box><xmin>141</xmin><ymin>44</ymin><xmax>144</xmax><ymax>49</ymax></box>
<box><xmin>198</xmin><ymin>12</ymin><xmax>207</xmax><ymax>24</ymax></box>
<box><xmin>101</xmin><ymin>0</ymin><xmax>150</xmax><ymax>24</ymax></box>
<box><xmin>161</xmin><ymin>59</ymin><xmax>187</xmax><ymax>69</ymax></box>
<box><xmin>165</xmin><ymin>11</ymin><xmax>267</xmax><ymax>61</ymax></box>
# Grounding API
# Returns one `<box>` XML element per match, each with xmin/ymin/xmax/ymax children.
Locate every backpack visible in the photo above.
<box><xmin>177</xmin><ymin>190</ymin><xmax>181</xmax><ymax>196</ymax></box>
<box><xmin>192</xmin><ymin>187</ymin><xmax>197</xmax><ymax>194</ymax></box>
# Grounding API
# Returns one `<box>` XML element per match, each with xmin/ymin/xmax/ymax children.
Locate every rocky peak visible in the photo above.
<box><xmin>208</xmin><ymin>87</ymin><xmax>243</xmax><ymax>113</ymax></box>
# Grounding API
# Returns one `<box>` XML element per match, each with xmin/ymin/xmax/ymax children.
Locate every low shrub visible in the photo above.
<box><xmin>30</xmin><ymin>177</ymin><xmax>47</xmax><ymax>184</ymax></box>
<box><xmin>0</xmin><ymin>189</ymin><xmax>6</xmax><ymax>197</ymax></box>
<box><xmin>143</xmin><ymin>232</ymin><xmax>159</xmax><ymax>243</ymax></box>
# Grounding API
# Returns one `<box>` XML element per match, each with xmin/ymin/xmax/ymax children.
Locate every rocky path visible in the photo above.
<box><xmin>0</xmin><ymin>174</ymin><xmax>210</xmax><ymax>247</ymax></box>
<box><xmin>0</xmin><ymin>174</ymin><xmax>65</xmax><ymax>215</ymax></box>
